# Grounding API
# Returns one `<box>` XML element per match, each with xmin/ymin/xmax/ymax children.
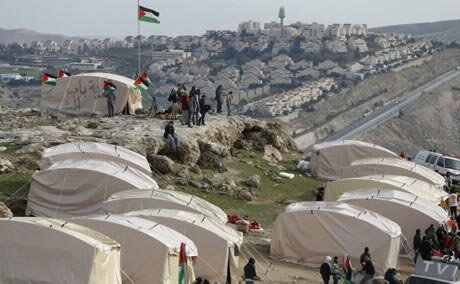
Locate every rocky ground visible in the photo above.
<box><xmin>0</xmin><ymin>108</ymin><xmax>417</xmax><ymax>282</ymax></box>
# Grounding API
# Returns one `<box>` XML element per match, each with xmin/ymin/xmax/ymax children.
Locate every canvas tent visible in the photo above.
<box><xmin>102</xmin><ymin>189</ymin><xmax>228</xmax><ymax>223</ymax></box>
<box><xmin>0</xmin><ymin>217</ymin><xmax>121</xmax><ymax>284</ymax></box>
<box><xmin>309</xmin><ymin>140</ymin><xmax>398</xmax><ymax>180</ymax></box>
<box><xmin>27</xmin><ymin>159</ymin><xmax>158</xmax><ymax>218</ymax></box>
<box><xmin>271</xmin><ymin>202</ymin><xmax>401</xmax><ymax>274</ymax></box>
<box><xmin>71</xmin><ymin>215</ymin><xmax>197</xmax><ymax>284</ymax></box>
<box><xmin>126</xmin><ymin>209</ymin><xmax>243</xmax><ymax>283</ymax></box>
<box><xmin>340</xmin><ymin>158</ymin><xmax>445</xmax><ymax>189</ymax></box>
<box><xmin>325</xmin><ymin>175</ymin><xmax>448</xmax><ymax>204</ymax></box>
<box><xmin>41</xmin><ymin>72</ymin><xmax>143</xmax><ymax>116</ymax></box>
<box><xmin>337</xmin><ymin>189</ymin><xmax>449</xmax><ymax>248</ymax></box>
<box><xmin>40</xmin><ymin>142</ymin><xmax>151</xmax><ymax>175</ymax></box>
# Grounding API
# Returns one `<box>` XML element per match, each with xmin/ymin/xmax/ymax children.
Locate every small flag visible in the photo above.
<box><xmin>138</xmin><ymin>5</ymin><xmax>160</xmax><ymax>24</ymax></box>
<box><xmin>57</xmin><ymin>69</ymin><xmax>71</xmax><ymax>78</ymax></box>
<box><xmin>42</xmin><ymin>73</ymin><xmax>57</xmax><ymax>86</ymax></box>
<box><xmin>140</xmin><ymin>71</ymin><xmax>152</xmax><ymax>84</ymax></box>
<box><xmin>178</xmin><ymin>243</ymin><xmax>188</xmax><ymax>284</ymax></box>
<box><xmin>102</xmin><ymin>80</ymin><xmax>116</xmax><ymax>95</ymax></box>
<box><xmin>134</xmin><ymin>77</ymin><xmax>149</xmax><ymax>91</ymax></box>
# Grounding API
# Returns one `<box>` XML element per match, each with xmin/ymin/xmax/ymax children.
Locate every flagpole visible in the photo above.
<box><xmin>137</xmin><ymin>0</ymin><xmax>141</xmax><ymax>76</ymax></box>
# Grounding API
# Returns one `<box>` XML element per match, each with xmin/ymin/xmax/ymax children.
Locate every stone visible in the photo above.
<box><xmin>0</xmin><ymin>158</ymin><xmax>14</xmax><ymax>173</ymax></box>
<box><xmin>147</xmin><ymin>154</ymin><xmax>175</xmax><ymax>174</ymax></box>
<box><xmin>245</xmin><ymin>174</ymin><xmax>261</xmax><ymax>188</ymax></box>
<box><xmin>190</xmin><ymin>164</ymin><xmax>202</xmax><ymax>175</ymax></box>
<box><xmin>18</xmin><ymin>156</ymin><xmax>40</xmax><ymax>171</ymax></box>
<box><xmin>176</xmin><ymin>167</ymin><xmax>189</xmax><ymax>178</ymax></box>
<box><xmin>189</xmin><ymin>180</ymin><xmax>210</xmax><ymax>190</ymax></box>
<box><xmin>0</xmin><ymin>202</ymin><xmax>13</xmax><ymax>218</ymax></box>
<box><xmin>263</xmin><ymin>145</ymin><xmax>283</xmax><ymax>162</ymax></box>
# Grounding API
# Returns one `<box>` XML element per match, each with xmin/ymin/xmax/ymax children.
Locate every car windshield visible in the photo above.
<box><xmin>406</xmin><ymin>276</ymin><xmax>449</xmax><ymax>284</ymax></box>
<box><xmin>445</xmin><ymin>158</ymin><xmax>460</xmax><ymax>171</ymax></box>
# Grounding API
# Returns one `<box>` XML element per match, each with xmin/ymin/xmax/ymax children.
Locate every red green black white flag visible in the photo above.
<box><xmin>57</xmin><ymin>69</ymin><xmax>71</xmax><ymax>78</ymax></box>
<box><xmin>178</xmin><ymin>242</ymin><xmax>188</xmax><ymax>284</ymax></box>
<box><xmin>138</xmin><ymin>5</ymin><xmax>160</xmax><ymax>24</ymax></box>
<box><xmin>134</xmin><ymin>77</ymin><xmax>149</xmax><ymax>91</ymax></box>
<box><xmin>42</xmin><ymin>73</ymin><xmax>57</xmax><ymax>85</ymax></box>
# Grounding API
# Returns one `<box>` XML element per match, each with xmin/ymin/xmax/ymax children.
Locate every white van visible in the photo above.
<box><xmin>414</xmin><ymin>150</ymin><xmax>460</xmax><ymax>190</ymax></box>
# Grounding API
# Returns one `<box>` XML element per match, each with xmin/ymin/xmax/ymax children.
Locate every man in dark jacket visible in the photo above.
<box><xmin>198</xmin><ymin>94</ymin><xmax>207</xmax><ymax>126</ymax></box>
<box><xmin>215</xmin><ymin>85</ymin><xmax>223</xmax><ymax>113</ymax></box>
<box><xmin>320</xmin><ymin>256</ymin><xmax>332</xmax><ymax>284</ymax></box>
<box><xmin>244</xmin><ymin>257</ymin><xmax>258</xmax><ymax>283</ymax></box>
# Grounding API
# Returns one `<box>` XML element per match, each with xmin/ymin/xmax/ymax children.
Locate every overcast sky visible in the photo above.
<box><xmin>1</xmin><ymin>0</ymin><xmax>459</xmax><ymax>37</ymax></box>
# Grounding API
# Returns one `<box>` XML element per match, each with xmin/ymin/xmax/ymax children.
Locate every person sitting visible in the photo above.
<box><xmin>384</xmin><ymin>267</ymin><xmax>403</xmax><ymax>284</ymax></box>
<box><xmin>163</xmin><ymin>121</ymin><xmax>179</xmax><ymax>149</ymax></box>
<box><xmin>244</xmin><ymin>257</ymin><xmax>260</xmax><ymax>283</ymax></box>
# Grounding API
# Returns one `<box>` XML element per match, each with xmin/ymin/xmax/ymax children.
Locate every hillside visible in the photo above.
<box><xmin>370</xmin><ymin>19</ymin><xmax>460</xmax><ymax>41</ymax></box>
<box><xmin>361</xmin><ymin>88</ymin><xmax>460</xmax><ymax>156</ymax></box>
<box><xmin>0</xmin><ymin>28</ymin><xmax>79</xmax><ymax>44</ymax></box>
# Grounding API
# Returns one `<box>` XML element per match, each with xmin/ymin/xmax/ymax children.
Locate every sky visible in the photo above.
<box><xmin>1</xmin><ymin>0</ymin><xmax>459</xmax><ymax>37</ymax></box>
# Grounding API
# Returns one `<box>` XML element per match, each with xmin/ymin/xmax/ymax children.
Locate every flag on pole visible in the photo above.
<box><xmin>41</xmin><ymin>73</ymin><xmax>57</xmax><ymax>85</ymax></box>
<box><xmin>134</xmin><ymin>77</ymin><xmax>149</xmax><ymax>91</ymax></box>
<box><xmin>140</xmin><ymin>71</ymin><xmax>152</xmax><ymax>84</ymax></box>
<box><xmin>57</xmin><ymin>69</ymin><xmax>71</xmax><ymax>78</ymax></box>
<box><xmin>178</xmin><ymin>242</ymin><xmax>188</xmax><ymax>284</ymax></box>
<box><xmin>138</xmin><ymin>5</ymin><xmax>160</xmax><ymax>24</ymax></box>
<box><xmin>102</xmin><ymin>80</ymin><xmax>116</xmax><ymax>95</ymax></box>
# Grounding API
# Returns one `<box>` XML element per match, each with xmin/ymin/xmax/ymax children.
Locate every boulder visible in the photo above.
<box><xmin>245</xmin><ymin>175</ymin><xmax>261</xmax><ymax>188</ymax></box>
<box><xmin>176</xmin><ymin>167</ymin><xmax>189</xmax><ymax>179</ymax></box>
<box><xmin>0</xmin><ymin>202</ymin><xmax>13</xmax><ymax>218</ymax></box>
<box><xmin>0</xmin><ymin>158</ymin><xmax>14</xmax><ymax>173</ymax></box>
<box><xmin>147</xmin><ymin>154</ymin><xmax>175</xmax><ymax>174</ymax></box>
<box><xmin>263</xmin><ymin>145</ymin><xmax>283</xmax><ymax>162</ymax></box>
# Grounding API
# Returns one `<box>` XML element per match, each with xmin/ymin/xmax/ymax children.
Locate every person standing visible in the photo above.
<box><xmin>163</xmin><ymin>121</ymin><xmax>179</xmax><ymax>149</ymax></box>
<box><xmin>244</xmin><ymin>257</ymin><xmax>259</xmax><ymax>284</ymax></box>
<box><xmin>320</xmin><ymin>256</ymin><xmax>332</xmax><ymax>284</ymax></box>
<box><xmin>215</xmin><ymin>85</ymin><xmax>223</xmax><ymax>113</ymax></box>
<box><xmin>198</xmin><ymin>94</ymin><xmax>207</xmax><ymax>126</ymax></box>
<box><xmin>226</xmin><ymin>91</ymin><xmax>234</xmax><ymax>117</ymax></box>
<box><xmin>103</xmin><ymin>79</ymin><xmax>117</xmax><ymax>117</ymax></box>
<box><xmin>168</xmin><ymin>87</ymin><xmax>179</xmax><ymax>120</ymax></box>
<box><xmin>449</xmin><ymin>192</ymin><xmax>458</xmax><ymax>218</ymax></box>
<box><xmin>330</xmin><ymin>256</ymin><xmax>341</xmax><ymax>284</ymax></box>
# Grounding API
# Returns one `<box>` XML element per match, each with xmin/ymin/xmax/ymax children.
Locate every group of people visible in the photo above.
<box><xmin>320</xmin><ymin>247</ymin><xmax>402</xmax><ymax>284</ymax></box>
<box><xmin>414</xmin><ymin>220</ymin><xmax>460</xmax><ymax>261</ymax></box>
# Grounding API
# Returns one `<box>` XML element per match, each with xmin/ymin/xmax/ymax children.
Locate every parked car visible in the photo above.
<box><xmin>413</xmin><ymin>150</ymin><xmax>460</xmax><ymax>191</ymax></box>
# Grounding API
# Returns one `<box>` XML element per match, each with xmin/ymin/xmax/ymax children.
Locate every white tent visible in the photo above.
<box><xmin>337</xmin><ymin>189</ymin><xmax>449</xmax><ymax>247</ymax></box>
<box><xmin>0</xmin><ymin>217</ymin><xmax>121</xmax><ymax>284</ymax></box>
<box><xmin>71</xmin><ymin>215</ymin><xmax>197</xmax><ymax>284</ymax></box>
<box><xmin>309</xmin><ymin>140</ymin><xmax>398</xmax><ymax>180</ymax></box>
<box><xmin>325</xmin><ymin>175</ymin><xmax>448</xmax><ymax>204</ymax></box>
<box><xmin>41</xmin><ymin>72</ymin><xmax>143</xmax><ymax>116</ymax></box>
<box><xmin>102</xmin><ymin>189</ymin><xmax>228</xmax><ymax>224</ymax></box>
<box><xmin>27</xmin><ymin>159</ymin><xmax>158</xmax><ymax>218</ymax></box>
<box><xmin>340</xmin><ymin>158</ymin><xmax>445</xmax><ymax>189</ymax></box>
<box><xmin>40</xmin><ymin>142</ymin><xmax>151</xmax><ymax>175</ymax></box>
<box><xmin>126</xmin><ymin>209</ymin><xmax>243</xmax><ymax>283</ymax></box>
<box><xmin>271</xmin><ymin>202</ymin><xmax>401</xmax><ymax>274</ymax></box>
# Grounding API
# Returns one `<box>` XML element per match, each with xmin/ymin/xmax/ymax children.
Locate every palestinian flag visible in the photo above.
<box><xmin>42</xmin><ymin>73</ymin><xmax>57</xmax><ymax>86</ymax></box>
<box><xmin>178</xmin><ymin>243</ymin><xmax>188</xmax><ymax>284</ymax></box>
<box><xmin>138</xmin><ymin>5</ymin><xmax>160</xmax><ymax>24</ymax></box>
<box><xmin>140</xmin><ymin>71</ymin><xmax>152</xmax><ymax>84</ymax></box>
<box><xmin>102</xmin><ymin>80</ymin><xmax>116</xmax><ymax>95</ymax></box>
<box><xmin>57</xmin><ymin>69</ymin><xmax>71</xmax><ymax>78</ymax></box>
<box><xmin>134</xmin><ymin>77</ymin><xmax>149</xmax><ymax>91</ymax></box>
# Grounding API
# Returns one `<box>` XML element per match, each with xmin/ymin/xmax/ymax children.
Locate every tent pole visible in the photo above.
<box><xmin>137</xmin><ymin>0</ymin><xmax>141</xmax><ymax>76</ymax></box>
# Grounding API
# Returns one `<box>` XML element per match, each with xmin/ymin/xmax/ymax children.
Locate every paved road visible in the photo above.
<box><xmin>301</xmin><ymin>69</ymin><xmax>460</xmax><ymax>153</ymax></box>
